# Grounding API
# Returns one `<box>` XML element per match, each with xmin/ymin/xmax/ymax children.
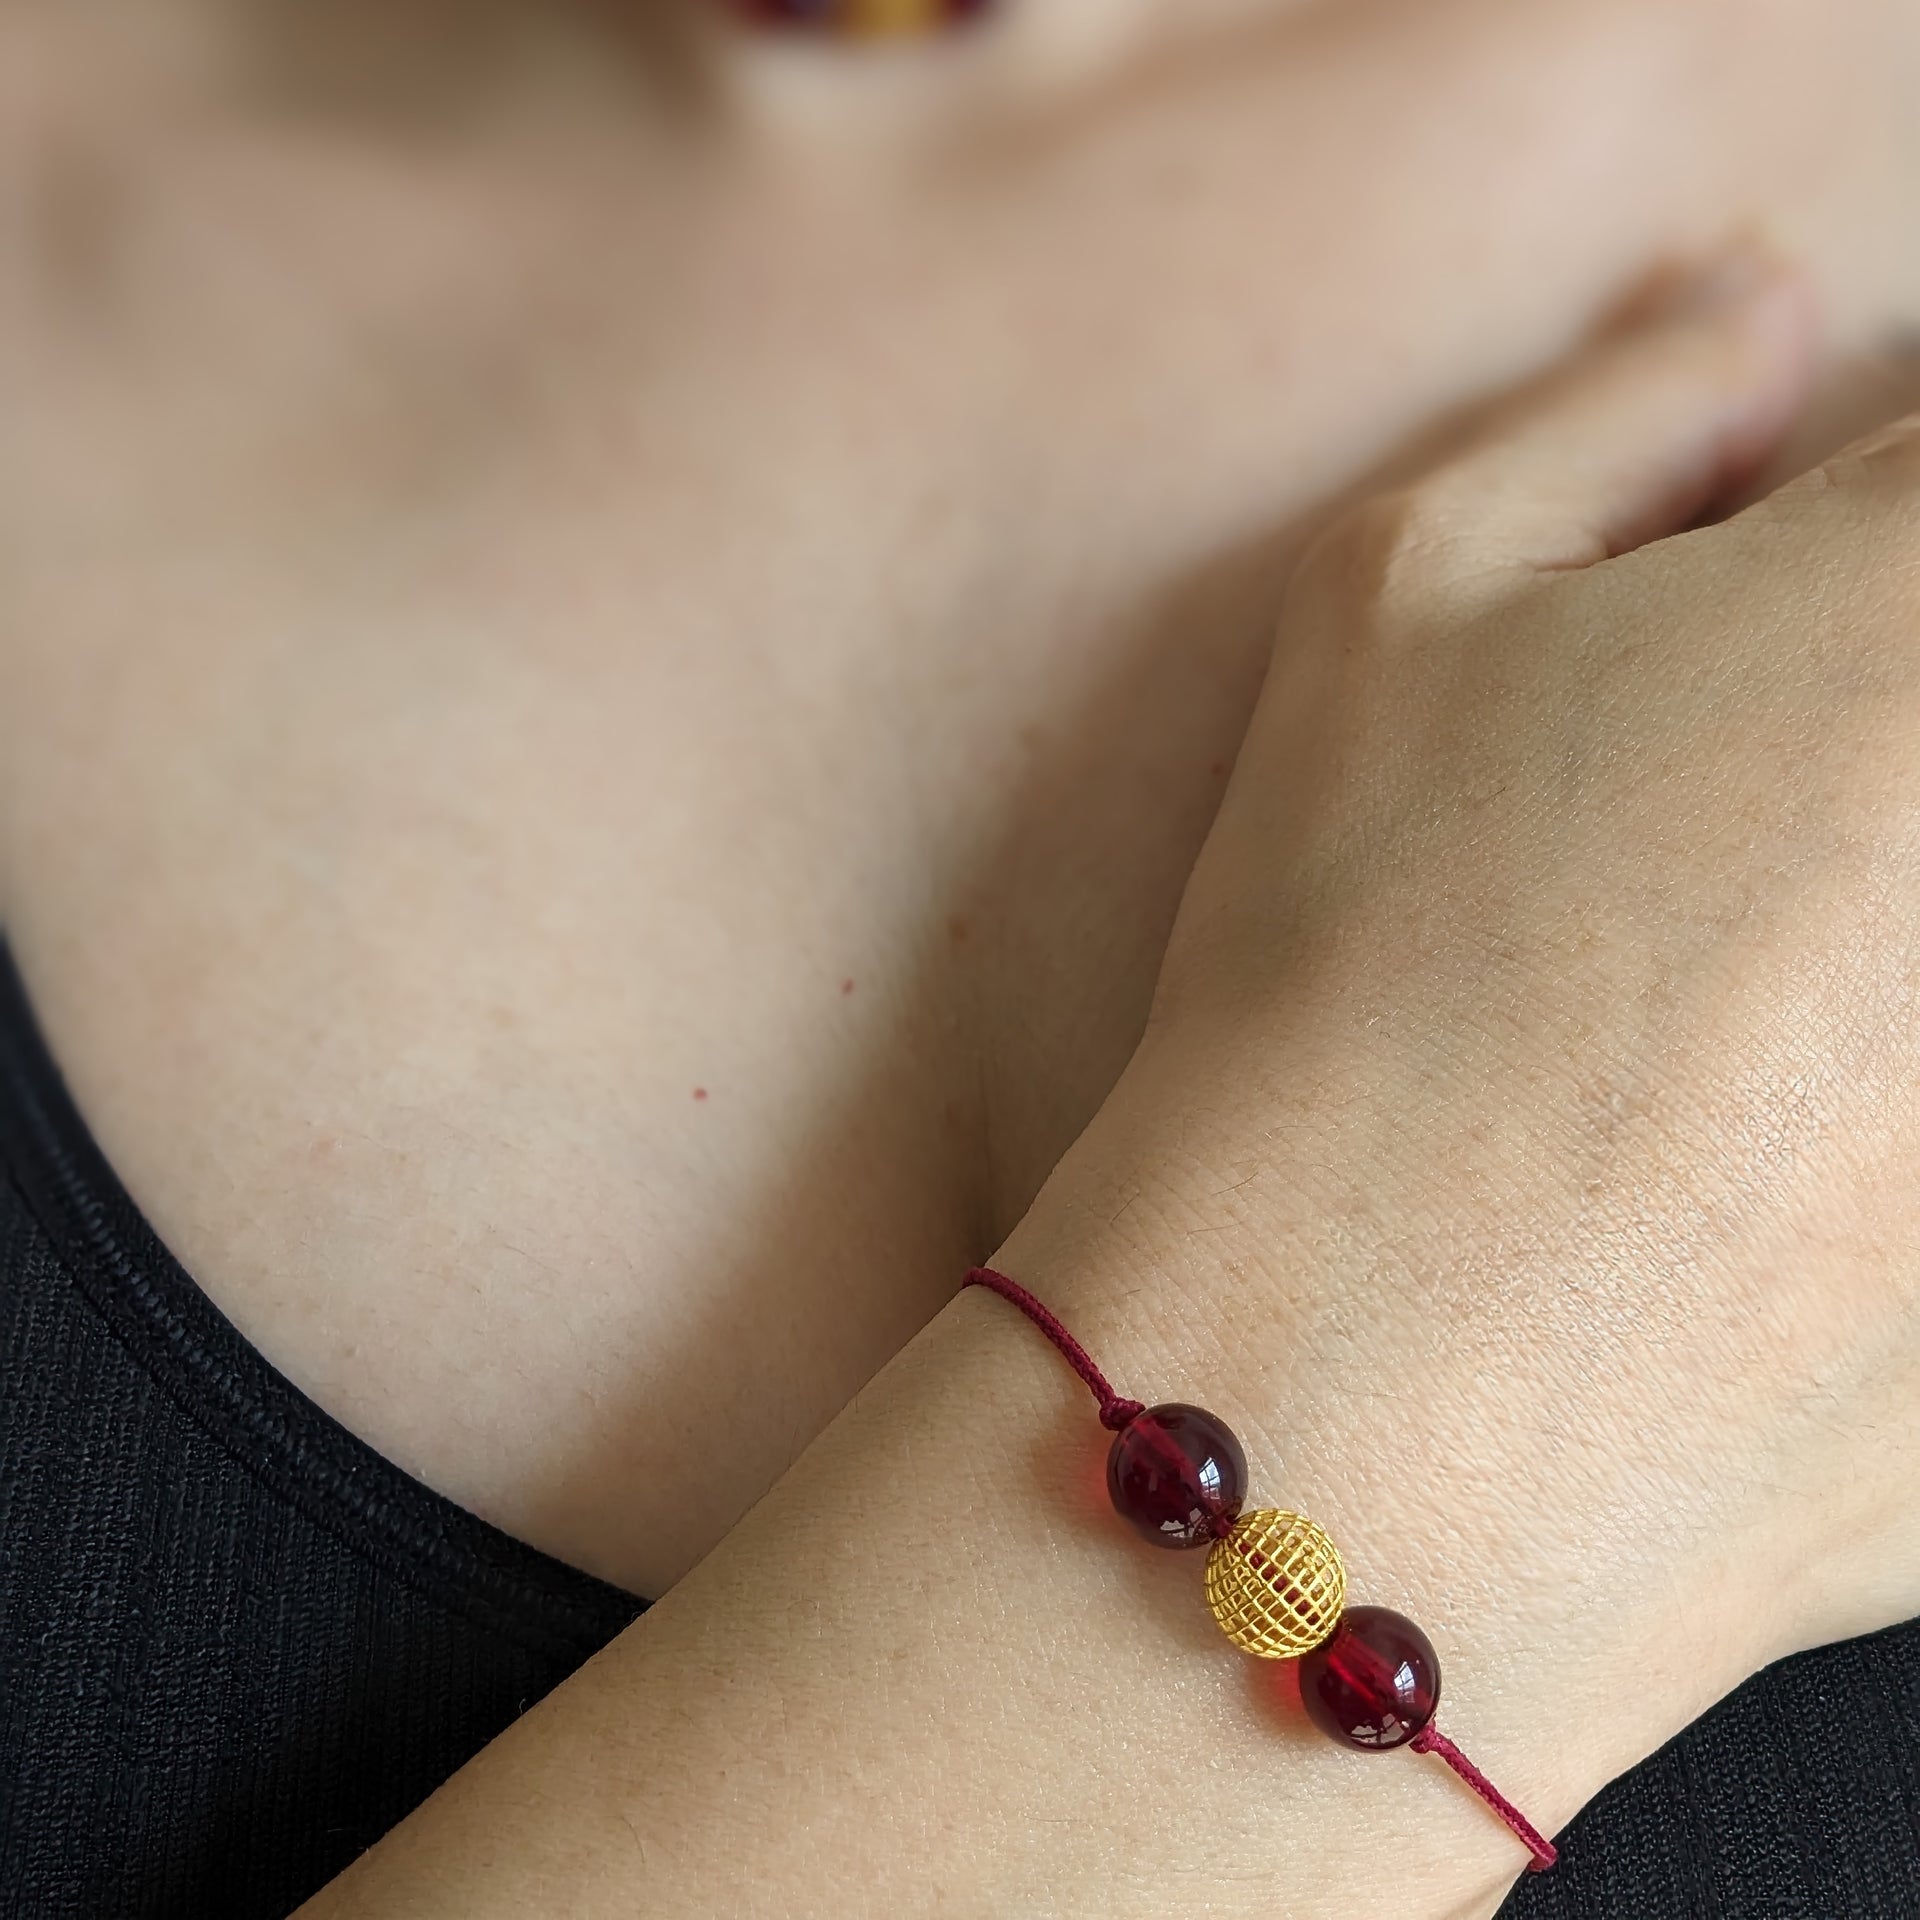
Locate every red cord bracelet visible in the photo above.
<box><xmin>961</xmin><ymin>1266</ymin><xmax>1559</xmax><ymax>1875</ymax></box>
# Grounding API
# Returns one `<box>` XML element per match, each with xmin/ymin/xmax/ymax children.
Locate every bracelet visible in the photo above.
<box><xmin>962</xmin><ymin>1267</ymin><xmax>1559</xmax><ymax>1875</ymax></box>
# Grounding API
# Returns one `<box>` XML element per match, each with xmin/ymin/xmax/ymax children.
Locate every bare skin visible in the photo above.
<box><xmin>2</xmin><ymin>0</ymin><xmax>1917</xmax><ymax>1612</ymax></box>
<box><xmin>294</xmin><ymin>277</ymin><xmax>1920</xmax><ymax>1918</ymax></box>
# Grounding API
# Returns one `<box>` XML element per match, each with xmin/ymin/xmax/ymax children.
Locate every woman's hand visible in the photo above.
<box><xmin>301</xmin><ymin>268</ymin><xmax>1919</xmax><ymax>1920</ymax></box>
<box><xmin>1005</xmin><ymin>260</ymin><xmax>1920</xmax><ymax>1829</ymax></box>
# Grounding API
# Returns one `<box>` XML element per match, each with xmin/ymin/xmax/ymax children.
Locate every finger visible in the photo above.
<box><xmin>1406</xmin><ymin>256</ymin><xmax>1816</xmax><ymax>584</ymax></box>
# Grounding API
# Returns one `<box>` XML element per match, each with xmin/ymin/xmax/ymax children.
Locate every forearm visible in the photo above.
<box><xmin>297</xmin><ymin>1316</ymin><xmax>1511</xmax><ymax>1915</ymax></box>
<box><xmin>296</xmin><ymin>1081</ymin><xmax>1675</xmax><ymax>1920</ymax></box>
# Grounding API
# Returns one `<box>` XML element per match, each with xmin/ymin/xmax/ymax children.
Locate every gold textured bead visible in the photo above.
<box><xmin>846</xmin><ymin>0</ymin><xmax>948</xmax><ymax>32</ymax></box>
<box><xmin>1204</xmin><ymin>1509</ymin><xmax>1347</xmax><ymax>1659</ymax></box>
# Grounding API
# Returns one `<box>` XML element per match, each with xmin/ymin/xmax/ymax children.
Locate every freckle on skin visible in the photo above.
<box><xmin>692</xmin><ymin>1087</ymin><xmax>709</xmax><ymax>1102</ymax></box>
<box><xmin>1209</xmin><ymin>761</ymin><xmax>1227</xmax><ymax>777</ymax></box>
<box><xmin>947</xmin><ymin>915</ymin><xmax>969</xmax><ymax>945</ymax></box>
<box><xmin>841</xmin><ymin>978</ymin><xmax>856</xmax><ymax>996</ymax></box>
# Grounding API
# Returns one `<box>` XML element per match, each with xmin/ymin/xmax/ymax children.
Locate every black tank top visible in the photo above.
<box><xmin>1</xmin><ymin>940</ymin><xmax>1915</xmax><ymax>1918</ymax></box>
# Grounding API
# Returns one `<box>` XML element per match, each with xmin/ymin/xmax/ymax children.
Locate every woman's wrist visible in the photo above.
<box><xmin>307</xmin><ymin>1242</ymin><xmax>1555</xmax><ymax>1918</ymax></box>
<box><xmin>987</xmin><ymin>1045</ymin><xmax>1777</xmax><ymax>1891</ymax></box>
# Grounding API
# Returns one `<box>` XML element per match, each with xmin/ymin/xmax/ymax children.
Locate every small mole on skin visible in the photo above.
<box><xmin>947</xmin><ymin>915</ymin><xmax>970</xmax><ymax>945</ymax></box>
<box><xmin>692</xmin><ymin>1087</ymin><xmax>709</xmax><ymax>1102</ymax></box>
<box><xmin>1209</xmin><ymin>761</ymin><xmax>1227</xmax><ymax>777</ymax></box>
<box><xmin>841</xmin><ymin>978</ymin><xmax>856</xmax><ymax>996</ymax></box>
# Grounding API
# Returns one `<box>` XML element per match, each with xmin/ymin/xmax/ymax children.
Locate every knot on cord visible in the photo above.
<box><xmin>961</xmin><ymin>1269</ymin><xmax>1144</xmax><ymax>1435</ymax></box>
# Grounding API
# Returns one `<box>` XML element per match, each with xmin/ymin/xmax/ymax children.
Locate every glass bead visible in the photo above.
<box><xmin>1298</xmin><ymin>1606</ymin><xmax>1441</xmax><ymax>1750</ymax></box>
<box><xmin>1105</xmin><ymin>1403</ymin><xmax>1247</xmax><ymax>1549</ymax></box>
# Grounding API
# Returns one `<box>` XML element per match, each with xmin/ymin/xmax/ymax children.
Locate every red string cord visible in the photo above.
<box><xmin>1411</xmin><ymin>1727</ymin><xmax>1558</xmax><ymax>1872</ymax></box>
<box><xmin>961</xmin><ymin>1264</ymin><xmax>1559</xmax><ymax>1875</ymax></box>
<box><xmin>961</xmin><ymin>1267</ymin><xmax>1145</xmax><ymax>1430</ymax></box>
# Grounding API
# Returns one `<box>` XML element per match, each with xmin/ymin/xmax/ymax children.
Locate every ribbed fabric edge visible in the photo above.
<box><xmin>0</xmin><ymin>938</ymin><xmax>645</xmax><ymax>1661</ymax></box>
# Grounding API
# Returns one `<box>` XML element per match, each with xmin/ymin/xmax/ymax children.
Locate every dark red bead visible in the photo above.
<box><xmin>1105</xmin><ymin>1403</ymin><xmax>1246</xmax><ymax>1549</ymax></box>
<box><xmin>730</xmin><ymin>0</ymin><xmax>838</xmax><ymax>22</ymax></box>
<box><xmin>1298</xmin><ymin>1606</ymin><xmax>1441</xmax><ymax>1751</ymax></box>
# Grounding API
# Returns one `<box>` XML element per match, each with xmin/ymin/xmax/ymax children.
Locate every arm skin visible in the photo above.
<box><xmin>295</xmin><ymin>273</ymin><xmax>1920</xmax><ymax>1919</ymax></box>
<box><xmin>296</xmin><ymin>1281</ymin><xmax>1556</xmax><ymax>1920</ymax></box>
